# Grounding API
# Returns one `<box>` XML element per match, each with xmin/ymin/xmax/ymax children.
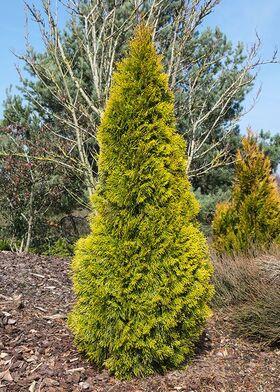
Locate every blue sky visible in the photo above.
<box><xmin>204</xmin><ymin>0</ymin><xmax>280</xmax><ymax>135</ymax></box>
<box><xmin>0</xmin><ymin>1</ymin><xmax>41</xmax><ymax>100</ymax></box>
<box><xmin>0</xmin><ymin>0</ymin><xmax>279</xmax><ymax>134</ymax></box>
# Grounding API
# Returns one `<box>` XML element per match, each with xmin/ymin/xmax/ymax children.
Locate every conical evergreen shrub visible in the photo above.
<box><xmin>68</xmin><ymin>25</ymin><xmax>214</xmax><ymax>380</ymax></box>
<box><xmin>213</xmin><ymin>131</ymin><xmax>280</xmax><ymax>254</ymax></box>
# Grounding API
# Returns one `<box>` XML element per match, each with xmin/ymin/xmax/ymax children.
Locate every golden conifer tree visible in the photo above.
<box><xmin>69</xmin><ymin>25</ymin><xmax>213</xmax><ymax>380</ymax></box>
<box><xmin>213</xmin><ymin>131</ymin><xmax>280</xmax><ymax>254</ymax></box>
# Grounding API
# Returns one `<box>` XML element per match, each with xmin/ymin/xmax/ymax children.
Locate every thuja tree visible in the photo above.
<box><xmin>69</xmin><ymin>26</ymin><xmax>213</xmax><ymax>380</ymax></box>
<box><xmin>212</xmin><ymin>132</ymin><xmax>280</xmax><ymax>254</ymax></box>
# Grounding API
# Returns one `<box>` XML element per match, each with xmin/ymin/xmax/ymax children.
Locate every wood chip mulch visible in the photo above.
<box><xmin>0</xmin><ymin>251</ymin><xmax>279</xmax><ymax>392</ymax></box>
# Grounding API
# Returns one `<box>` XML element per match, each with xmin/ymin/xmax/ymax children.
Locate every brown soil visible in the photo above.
<box><xmin>0</xmin><ymin>251</ymin><xmax>279</xmax><ymax>392</ymax></box>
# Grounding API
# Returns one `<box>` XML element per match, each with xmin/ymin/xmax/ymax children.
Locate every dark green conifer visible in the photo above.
<box><xmin>69</xmin><ymin>25</ymin><xmax>213</xmax><ymax>380</ymax></box>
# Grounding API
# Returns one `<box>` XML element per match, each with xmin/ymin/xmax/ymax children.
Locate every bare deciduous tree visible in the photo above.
<box><xmin>3</xmin><ymin>0</ymin><xmax>278</xmax><ymax>201</ymax></box>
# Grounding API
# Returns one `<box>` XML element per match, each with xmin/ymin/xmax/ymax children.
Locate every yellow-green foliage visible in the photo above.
<box><xmin>213</xmin><ymin>131</ymin><xmax>280</xmax><ymax>254</ymax></box>
<box><xmin>68</xmin><ymin>25</ymin><xmax>214</xmax><ymax>380</ymax></box>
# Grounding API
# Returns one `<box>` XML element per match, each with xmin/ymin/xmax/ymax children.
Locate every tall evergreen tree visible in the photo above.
<box><xmin>212</xmin><ymin>132</ymin><xmax>280</xmax><ymax>254</ymax></box>
<box><xmin>69</xmin><ymin>26</ymin><xmax>213</xmax><ymax>380</ymax></box>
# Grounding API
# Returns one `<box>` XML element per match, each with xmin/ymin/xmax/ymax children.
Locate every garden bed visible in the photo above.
<box><xmin>0</xmin><ymin>252</ymin><xmax>279</xmax><ymax>391</ymax></box>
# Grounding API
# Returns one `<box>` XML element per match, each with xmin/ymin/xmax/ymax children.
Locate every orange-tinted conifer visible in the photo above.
<box><xmin>213</xmin><ymin>131</ymin><xmax>280</xmax><ymax>254</ymax></box>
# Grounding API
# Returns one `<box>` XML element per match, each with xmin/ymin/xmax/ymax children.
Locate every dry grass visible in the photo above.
<box><xmin>211</xmin><ymin>247</ymin><xmax>280</xmax><ymax>346</ymax></box>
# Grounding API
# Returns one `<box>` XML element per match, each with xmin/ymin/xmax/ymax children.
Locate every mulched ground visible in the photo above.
<box><xmin>0</xmin><ymin>251</ymin><xmax>279</xmax><ymax>392</ymax></box>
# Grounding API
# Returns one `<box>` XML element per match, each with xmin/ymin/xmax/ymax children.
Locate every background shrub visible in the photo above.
<box><xmin>43</xmin><ymin>238</ymin><xmax>74</xmax><ymax>257</ymax></box>
<box><xmin>235</xmin><ymin>285</ymin><xmax>280</xmax><ymax>346</ymax></box>
<box><xmin>212</xmin><ymin>248</ymin><xmax>280</xmax><ymax>345</ymax></box>
<box><xmin>194</xmin><ymin>188</ymin><xmax>231</xmax><ymax>236</ymax></box>
<box><xmin>0</xmin><ymin>239</ymin><xmax>11</xmax><ymax>251</ymax></box>
<box><xmin>212</xmin><ymin>132</ymin><xmax>280</xmax><ymax>254</ymax></box>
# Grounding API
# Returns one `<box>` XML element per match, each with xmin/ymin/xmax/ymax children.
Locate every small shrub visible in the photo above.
<box><xmin>212</xmin><ymin>248</ymin><xmax>280</xmax><ymax>345</ymax></box>
<box><xmin>0</xmin><ymin>239</ymin><xmax>11</xmax><ymax>251</ymax></box>
<box><xmin>235</xmin><ymin>286</ymin><xmax>280</xmax><ymax>346</ymax></box>
<box><xmin>212</xmin><ymin>131</ymin><xmax>280</xmax><ymax>254</ymax></box>
<box><xmin>45</xmin><ymin>238</ymin><xmax>74</xmax><ymax>257</ymax></box>
<box><xmin>211</xmin><ymin>251</ymin><xmax>262</xmax><ymax>307</ymax></box>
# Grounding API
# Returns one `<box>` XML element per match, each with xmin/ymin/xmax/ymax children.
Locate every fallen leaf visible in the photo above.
<box><xmin>2</xmin><ymin>311</ymin><xmax>11</xmax><ymax>317</ymax></box>
<box><xmin>29</xmin><ymin>380</ymin><xmax>36</xmax><ymax>392</ymax></box>
<box><xmin>0</xmin><ymin>369</ymin><xmax>13</xmax><ymax>382</ymax></box>
<box><xmin>79</xmin><ymin>381</ymin><xmax>90</xmax><ymax>389</ymax></box>
<box><xmin>7</xmin><ymin>318</ymin><xmax>17</xmax><ymax>325</ymax></box>
<box><xmin>25</xmin><ymin>355</ymin><xmax>38</xmax><ymax>363</ymax></box>
<box><xmin>43</xmin><ymin>377</ymin><xmax>60</xmax><ymax>386</ymax></box>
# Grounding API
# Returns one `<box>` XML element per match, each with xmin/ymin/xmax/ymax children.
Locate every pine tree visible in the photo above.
<box><xmin>15</xmin><ymin>1</ymin><xmax>255</xmax><ymax>202</ymax></box>
<box><xmin>68</xmin><ymin>26</ymin><xmax>213</xmax><ymax>380</ymax></box>
<box><xmin>212</xmin><ymin>131</ymin><xmax>280</xmax><ymax>254</ymax></box>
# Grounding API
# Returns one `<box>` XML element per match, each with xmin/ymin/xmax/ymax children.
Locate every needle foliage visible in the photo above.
<box><xmin>213</xmin><ymin>132</ymin><xmax>280</xmax><ymax>254</ymax></box>
<box><xmin>68</xmin><ymin>25</ymin><xmax>213</xmax><ymax>380</ymax></box>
